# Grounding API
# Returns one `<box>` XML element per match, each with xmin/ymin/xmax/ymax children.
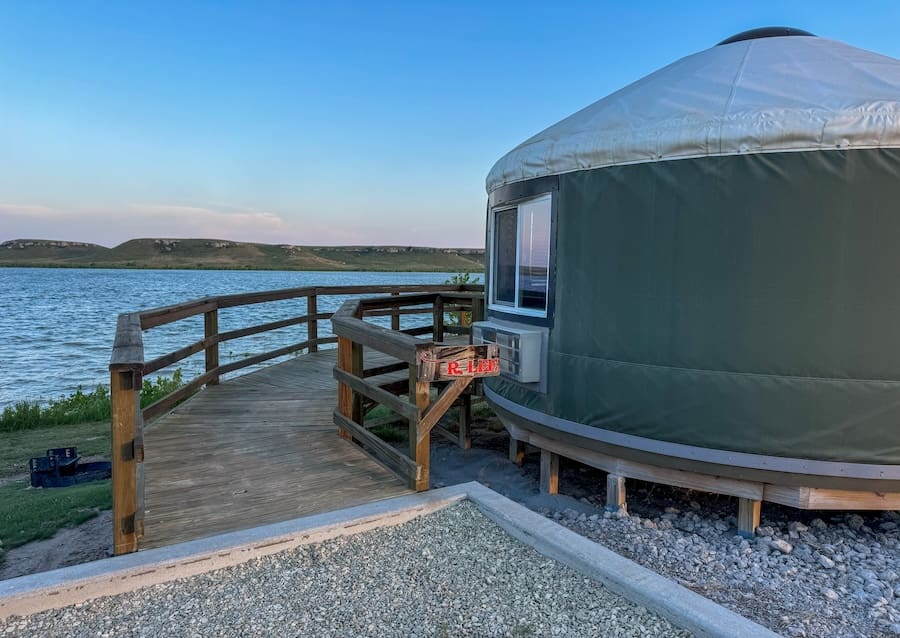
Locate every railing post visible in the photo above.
<box><xmin>337</xmin><ymin>336</ymin><xmax>363</xmax><ymax>439</ymax></box>
<box><xmin>409</xmin><ymin>365</ymin><xmax>431</xmax><ymax>491</ymax></box>
<box><xmin>110</xmin><ymin>312</ymin><xmax>145</xmax><ymax>555</ymax></box>
<box><xmin>458</xmin><ymin>393</ymin><xmax>472</xmax><ymax>449</ymax></box>
<box><xmin>390</xmin><ymin>288</ymin><xmax>400</xmax><ymax>331</ymax></box>
<box><xmin>111</xmin><ymin>366</ymin><xmax>142</xmax><ymax>555</ymax></box>
<box><xmin>432</xmin><ymin>295</ymin><xmax>444</xmax><ymax>342</ymax></box>
<box><xmin>204</xmin><ymin>307</ymin><xmax>219</xmax><ymax>385</ymax></box>
<box><xmin>307</xmin><ymin>293</ymin><xmax>318</xmax><ymax>353</ymax></box>
<box><xmin>471</xmin><ymin>293</ymin><xmax>485</xmax><ymax>325</ymax></box>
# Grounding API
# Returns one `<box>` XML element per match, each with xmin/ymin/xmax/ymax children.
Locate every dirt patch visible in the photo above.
<box><xmin>0</xmin><ymin>511</ymin><xmax>112</xmax><ymax>581</ymax></box>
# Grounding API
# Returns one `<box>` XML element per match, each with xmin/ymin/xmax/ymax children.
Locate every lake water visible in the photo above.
<box><xmin>0</xmin><ymin>268</ymin><xmax>464</xmax><ymax>408</ymax></box>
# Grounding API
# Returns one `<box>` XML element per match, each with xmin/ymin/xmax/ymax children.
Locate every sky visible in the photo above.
<box><xmin>3</xmin><ymin>1</ymin><xmax>900</xmax><ymax>248</ymax></box>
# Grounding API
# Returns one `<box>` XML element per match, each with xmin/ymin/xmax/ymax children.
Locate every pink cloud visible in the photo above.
<box><xmin>0</xmin><ymin>200</ymin><xmax>485</xmax><ymax>248</ymax></box>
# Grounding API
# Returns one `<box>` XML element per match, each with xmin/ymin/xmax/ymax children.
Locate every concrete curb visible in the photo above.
<box><xmin>1</xmin><ymin>481</ymin><xmax>781</xmax><ymax>637</ymax></box>
<box><xmin>464</xmin><ymin>481</ymin><xmax>781</xmax><ymax>638</ymax></box>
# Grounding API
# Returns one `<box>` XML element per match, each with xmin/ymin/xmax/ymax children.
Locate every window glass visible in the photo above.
<box><xmin>490</xmin><ymin>194</ymin><xmax>552</xmax><ymax>316</ymax></box>
<box><xmin>494</xmin><ymin>209</ymin><xmax>517</xmax><ymax>304</ymax></box>
<box><xmin>517</xmin><ymin>198</ymin><xmax>551</xmax><ymax>311</ymax></box>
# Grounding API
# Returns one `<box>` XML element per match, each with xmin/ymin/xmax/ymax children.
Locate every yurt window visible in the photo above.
<box><xmin>490</xmin><ymin>193</ymin><xmax>552</xmax><ymax>317</ymax></box>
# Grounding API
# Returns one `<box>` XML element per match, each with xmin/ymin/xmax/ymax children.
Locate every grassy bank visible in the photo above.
<box><xmin>0</xmin><ymin>375</ymin><xmax>167</xmax><ymax>563</ymax></box>
<box><xmin>1</xmin><ymin>371</ymin><xmax>182</xmax><ymax>432</ymax></box>
<box><xmin>0</xmin><ymin>480</ymin><xmax>111</xmax><ymax>551</ymax></box>
<box><xmin>0</xmin><ymin>420</ymin><xmax>113</xmax><ymax>564</ymax></box>
<box><xmin>0</xmin><ymin>421</ymin><xmax>110</xmax><ymax>479</ymax></box>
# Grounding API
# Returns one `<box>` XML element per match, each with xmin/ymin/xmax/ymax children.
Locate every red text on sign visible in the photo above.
<box><xmin>444</xmin><ymin>359</ymin><xmax>500</xmax><ymax>376</ymax></box>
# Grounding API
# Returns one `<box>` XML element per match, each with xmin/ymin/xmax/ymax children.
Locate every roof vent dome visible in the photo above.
<box><xmin>717</xmin><ymin>26</ymin><xmax>816</xmax><ymax>46</ymax></box>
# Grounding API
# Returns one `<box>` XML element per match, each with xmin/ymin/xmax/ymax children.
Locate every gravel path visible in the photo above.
<box><xmin>0</xmin><ymin>502</ymin><xmax>690</xmax><ymax>637</ymax></box>
<box><xmin>435</xmin><ymin>432</ymin><xmax>900</xmax><ymax>638</ymax></box>
<box><xmin>548</xmin><ymin>494</ymin><xmax>900</xmax><ymax>638</ymax></box>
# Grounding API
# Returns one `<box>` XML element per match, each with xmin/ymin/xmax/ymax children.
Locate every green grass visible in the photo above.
<box><xmin>366</xmin><ymin>404</ymin><xmax>394</xmax><ymax>420</ymax></box>
<box><xmin>366</xmin><ymin>405</ymin><xmax>409</xmax><ymax>443</ymax></box>
<box><xmin>0</xmin><ymin>373</ymin><xmax>182</xmax><ymax>565</ymax></box>
<box><xmin>0</xmin><ymin>479</ymin><xmax>111</xmax><ymax>551</ymax></box>
<box><xmin>364</xmin><ymin>395</ymin><xmax>497</xmax><ymax>443</ymax></box>
<box><xmin>0</xmin><ymin>421</ymin><xmax>111</xmax><ymax>479</ymax></box>
<box><xmin>370</xmin><ymin>424</ymin><xmax>408</xmax><ymax>443</ymax></box>
<box><xmin>0</xmin><ymin>421</ymin><xmax>113</xmax><ymax>564</ymax></box>
<box><xmin>472</xmin><ymin>400</ymin><xmax>496</xmax><ymax>419</ymax></box>
<box><xmin>0</xmin><ymin>371</ymin><xmax>182</xmax><ymax>432</ymax></box>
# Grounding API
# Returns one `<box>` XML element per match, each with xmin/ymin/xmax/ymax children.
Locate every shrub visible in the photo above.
<box><xmin>445</xmin><ymin>272</ymin><xmax>481</xmax><ymax>327</ymax></box>
<box><xmin>140</xmin><ymin>370</ymin><xmax>183</xmax><ymax>407</ymax></box>
<box><xmin>0</xmin><ymin>370</ymin><xmax>183</xmax><ymax>432</ymax></box>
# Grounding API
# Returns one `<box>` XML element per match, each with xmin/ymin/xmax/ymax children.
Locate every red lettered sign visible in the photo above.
<box><xmin>417</xmin><ymin>344</ymin><xmax>501</xmax><ymax>382</ymax></box>
<box><xmin>444</xmin><ymin>358</ymin><xmax>500</xmax><ymax>377</ymax></box>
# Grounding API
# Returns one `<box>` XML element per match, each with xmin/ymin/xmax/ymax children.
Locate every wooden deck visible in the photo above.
<box><xmin>141</xmin><ymin>349</ymin><xmax>411</xmax><ymax>549</ymax></box>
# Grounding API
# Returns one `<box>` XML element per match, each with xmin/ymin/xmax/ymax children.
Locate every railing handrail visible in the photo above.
<box><xmin>332</xmin><ymin>299</ymin><xmax>424</xmax><ymax>364</ymax></box>
<box><xmin>110</xmin><ymin>283</ymin><xmax>482</xmax><ymax>363</ymax></box>
<box><xmin>110</xmin><ymin>283</ymin><xmax>485</xmax><ymax>418</ymax></box>
<box><xmin>135</xmin><ymin>284</ymin><xmax>483</xmax><ymax>331</ymax></box>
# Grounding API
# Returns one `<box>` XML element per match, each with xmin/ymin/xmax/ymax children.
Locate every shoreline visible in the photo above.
<box><xmin>0</xmin><ymin>263</ymin><xmax>486</xmax><ymax>273</ymax></box>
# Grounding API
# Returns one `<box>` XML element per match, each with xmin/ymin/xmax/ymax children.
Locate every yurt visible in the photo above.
<box><xmin>475</xmin><ymin>28</ymin><xmax>900</xmax><ymax>526</ymax></box>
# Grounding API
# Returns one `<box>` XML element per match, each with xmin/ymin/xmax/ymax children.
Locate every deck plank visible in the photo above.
<box><xmin>140</xmin><ymin>349</ymin><xmax>412</xmax><ymax>549</ymax></box>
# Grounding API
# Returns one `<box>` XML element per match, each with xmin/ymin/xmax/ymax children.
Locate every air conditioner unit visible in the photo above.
<box><xmin>472</xmin><ymin>321</ymin><xmax>542</xmax><ymax>383</ymax></box>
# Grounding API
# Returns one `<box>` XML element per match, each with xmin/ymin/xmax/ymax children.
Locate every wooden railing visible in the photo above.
<box><xmin>331</xmin><ymin>291</ymin><xmax>488</xmax><ymax>492</ymax></box>
<box><xmin>108</xmin><ymin>283</ymin><xmax>483</xmax><ymax>555</ymax></box>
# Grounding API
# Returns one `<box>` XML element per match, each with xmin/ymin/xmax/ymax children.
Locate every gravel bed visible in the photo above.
<box><xmin>548</xmin><ymin>493</ymin><xmax>900</xmax><ymax>638</ymax></box>
<box><xmin>1</xmin><ymin>501</ymin><xmax>689</xmax><ymax>637</ymax></box>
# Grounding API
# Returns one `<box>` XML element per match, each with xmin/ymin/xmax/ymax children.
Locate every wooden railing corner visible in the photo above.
<box><xmin>109</xmin><ymin>283</ymin><xmax>485</xmax><ymax>553</ymax></box>
<box><xmin>330</xmin><ymin>289</ymin><xmax>491</xmax><ymax>493</ymax></box>
<box><xmin>109</xmin><ymin>311</ymin><xmax>146</xmax><ymax>556</ymax></box>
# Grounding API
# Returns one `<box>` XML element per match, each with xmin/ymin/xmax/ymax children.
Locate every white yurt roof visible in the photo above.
<box><xmin>486</xmin><ymin>31</ymin><xmax>900</xmax><ymax>193</ymax></box>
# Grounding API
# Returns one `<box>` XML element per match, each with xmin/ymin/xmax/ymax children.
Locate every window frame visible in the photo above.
<box><xmin>488</xmin><ymin>192</ymin><xmax>553</xmax><ymax>319</ymax></box>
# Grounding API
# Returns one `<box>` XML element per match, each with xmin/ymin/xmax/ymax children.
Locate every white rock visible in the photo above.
<box><xmin>770</xmin><ymin>539</ymin><xmax>793</xmax><ymax>554</ymax></box>
<box><xmin>822</xmin><ymin>588</ymin><xmax>840</xmax><ymax>601</ymax></box>
<box><xmin>820</xmin><ymin>556</ymin><xmax>836</xmax><ymax>569</ymax></box>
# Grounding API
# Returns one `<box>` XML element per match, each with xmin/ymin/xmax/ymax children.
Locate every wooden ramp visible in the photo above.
<box><xmin>140</xmin><ymin>349</ymin><xmax>411</xmax><ymax>549</ymax></box>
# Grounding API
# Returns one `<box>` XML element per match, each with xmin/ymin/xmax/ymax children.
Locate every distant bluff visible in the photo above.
<box><xmin>0</xmin><ymin>238</ymin><xmax>485</xmax><ymax>272</ymax></box>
